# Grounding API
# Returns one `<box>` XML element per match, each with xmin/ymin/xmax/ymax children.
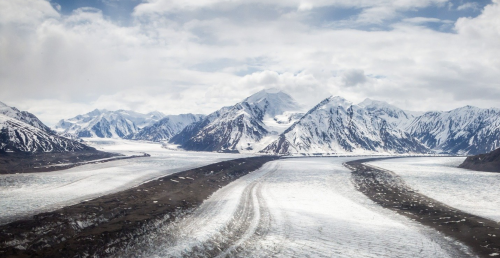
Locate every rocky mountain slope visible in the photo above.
<box><xmin>0</xmin><ymin>101</ymin><xmax>53</xmax><ymax>134</ymax></box>
<box><xmin>0</xmin><ymin>103</ymin><xmax>93</xmax><ymax>153</ymax></box>
<box><xmin>55</xmin><ymin>109</ymin><xmax>165</xmax><ymax>139</ymax></box>
<box><xmin>261</xmin><ymin>96</ymin><xmax>429</xmax><ymax>155</ymax></box>
<box><xmin>169</xmin><ymin>89</ymin><xmax>303</xmax><ymax>152</ymax></box>
<box><xmin>358</xmin><ymin>98</ymin><xmax>418</xmax><ymax>130</ymax></box>
<box><xmin>125</xmin><ymin>114</ymin><xmax>205</xmax><ymax>142</ymax></box>
<box><xmin>459</xmin><ymin>147</ymin><xmax>500</xmax><ymax>172</ymax></box>
<box><xmin>48</xmin><ymin>90</ymin><xmax>500</xmax><ymax>156</ymax></box>
<box><xmin>406</xmin><ymin>106</ymin><xmax>500</xmax><ymax>155</ymax></box>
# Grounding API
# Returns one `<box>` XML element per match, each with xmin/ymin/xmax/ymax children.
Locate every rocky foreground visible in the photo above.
<box><xmin>345</xmin><ymin>158</ymin><xmax>500</xmax><ymax>258</ymax></box>
<box><xmin>459</xmin><ymin>148</ymin><xmax>500</xmax><ymax>172</ymax></box>
<box><xmin>0</xmin><ymin>156</ymin><xmax>277</xmax><ymax>258</ymax></box>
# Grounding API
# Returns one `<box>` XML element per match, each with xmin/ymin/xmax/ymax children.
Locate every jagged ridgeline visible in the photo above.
<box><xmin>50</xmin><ymin>89</ymin><xmax>500</xmax><ymax>155</ymax></box>
<box><xmin>169</xmin><ymin>88</ymin><xmax>304</xmax><ymax>153</ymax></box>
<box><xmin>0</xmin><ymin>102</ymin><xmax>93</xmax><ymax>153</ymax></box>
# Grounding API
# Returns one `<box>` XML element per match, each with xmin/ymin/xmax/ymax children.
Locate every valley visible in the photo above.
<box><xmin>5</xmin><ymin>154</ymin><xmax>498</xmax><ymax>257</ymax></box>
<box><xmin>1</xmin><ymin>91</ymin><xmax>500</xmax><ymax>257</ymax></box>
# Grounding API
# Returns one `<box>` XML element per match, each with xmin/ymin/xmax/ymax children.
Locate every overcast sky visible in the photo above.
<box><xmin>1</xmin><ymin>0</ymin><xmax>499</xmax><ymax>125</ymax></box>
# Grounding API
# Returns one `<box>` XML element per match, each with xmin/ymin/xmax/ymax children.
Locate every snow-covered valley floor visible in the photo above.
<box><xmin>124</xmin><ymin>157</ymin><xmax>470</xmax><ymax>258</ymax></box>
<box><xmin>368</xmin><ymin>157</ymin><xmax>500</xmax><ymax>222</ymax></box>
<box><xmin>0</xmin><ymin>139</ymin><xmax>251</xmax><ymax>225</ymax></box>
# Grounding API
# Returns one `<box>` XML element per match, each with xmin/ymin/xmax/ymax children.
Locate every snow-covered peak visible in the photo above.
<box><xmin>242</xmin><ymin>89</ymin><xmax>301</xmax><ymax>117</ymax></box>
<box><xmin>0</xmin><ymin>102</ymin><xmax>19</xmax><ymax>117</ymax></box>
<box><xmin>312</xmin><ymin>96</ymin><xmax>352</xmax><ymax>111</ymax></box>
<box><xmin>147</xmin><ymin>111</ymin><xmax>166</xmax><ymax>119</ymax></box>
<box><xmin>244</xmin><ymin>88</ymin><xmax>282</xmax><ymax>101</ymax></box>
<box><xmin>0</xmin><ymin>101</ymin><xmax>53</xmax><ymax>133</ymax></box>
<box><xmin>55</xmin><ymin>109</ymin><xmax>167</xmax><ymax>139</ymax></box>
<box><xmin>358</xmin><ymin>98</ymin><xmax>415</xmax><ymax>129</ymax></box>
<box><xmin>87</xmin><ymin>109</ymin><xmax>105</xmax><ymax>117</ymax></box>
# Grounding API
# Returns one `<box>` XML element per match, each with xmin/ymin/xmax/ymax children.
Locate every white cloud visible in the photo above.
<box><xmin>133</xmin><ymin>0</ymin><xmax>449</xmax><ymax>24</ymax></box>
<box><xmin>0</xmin><ymin>0</ymin><xmax>59</xmax><ymax>25</ymax></box>
<box><xmin>1</xmin><ymin>0</ymin><xmax>500</xmax><ymax>125</ymax></box>
<box><xmin>402</xmin><ymin>17</ymin><xmax>452</xmax><ymax>24</ymax></box>
<box><xmin>341</xmin><ymin>69</ymin><xmax>368</xmax><ymax>87</ymax></box>
<box><xmin>457</xmin><ymin>2</ymin><xmax>480</xmax><ymax>11</ymax></box>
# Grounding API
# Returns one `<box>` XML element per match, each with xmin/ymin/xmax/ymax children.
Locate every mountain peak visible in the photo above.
<box><xmin>324</xmin><ymin>96</ymin><xmax>352</xmax><ymax>108</ymax></box>
<box><xmin>243</xmin><ymin>88</ymin><xmax>301</xmax><ymax>117</ymax></box>
<box><xmin>87</xmin><ymin>109</ymin><xmax>104</xmax><ymax>116</ymax></box>
<box><xmin>244</xmin><ymin>88</ymin><xmax>287</xmax><ymax>103</ymax></box>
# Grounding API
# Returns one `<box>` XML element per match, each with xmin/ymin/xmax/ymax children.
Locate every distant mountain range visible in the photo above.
<box><xmin>125</xmin><ymin>114</ymin><xmax>205</xmax><ymax>142</ymax></box>
<box><xmin>4</xmin><ymin>88</ymin><xmax>498</xmax><ymax>156</ymax></box>
<box><xmin>263</xmin><ymin>95</ymin><xmax>500</xmax><ymax>156</ymax></box>
<box><xmin>0</xmin><ymin>102</ymin><xmax>93</xmax><ymax>153</ymax></box>
<box><xmin>55</xmin><ymin>109</ymin><xmax>206</xmax><ymax>143</ymax></box>
<box><xmin>261</xmin><ymin>96</ymin><xmax>429</xmax><ymax>155</ymax></box>
<box><xmin>169</xmin><ymin>89</ymin><xmax>303</xmax><ymax>153</ymax></box>
<box><xmin>54</xmin><ymin>109</ymin><xmax>166</xmax><ymax>139</ymax></box>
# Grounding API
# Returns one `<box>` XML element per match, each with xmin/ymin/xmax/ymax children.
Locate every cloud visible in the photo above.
<box><xmin>402</xmin><ymin>17</ymin><xmax>453</xmax><ymax>24</ymax></box>
<box><xmin>133</xmin><ymin>0</ymin><xmax>449</xmax><ymax>25</ymax></box>
<box><xmin>457</xmin><ymin>2</ymin><xmax>480</xmax><ymax>11</ymax></box>
<box><xmin>1</xmin><ymin>0</ymin><xmax>500</xmax><ymax>125</ymax></box>
<box><xmin>341</xmin><ymin>69</ymin><xmax>368</xmax><ymax>87</ymax></box>
<box><xmin>0</xmin><ymin>0</ymin><xmax>59</xmax><ymax>25</ymax></box>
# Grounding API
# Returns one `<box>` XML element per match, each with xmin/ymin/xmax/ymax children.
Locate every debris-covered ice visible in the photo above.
<box><xmin>0</xmin><ymin>139</ymin><xmax>251</xmax><ymax>225</ymax></box>
<box><xmin>368</xmin><ymin>157</ymin><xmax>500</xmax><ymax>222</ymax></box>
<box><xmin>123</xmin><ymin>157</ymin><xmax>467</xmax><ymax>258</ymax></box>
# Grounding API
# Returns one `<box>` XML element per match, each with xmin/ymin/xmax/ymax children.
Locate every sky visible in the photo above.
<box><xmin>0</xmin><ymin>0</ymin><xmax>499</xmax><ymax>125</ymax></box>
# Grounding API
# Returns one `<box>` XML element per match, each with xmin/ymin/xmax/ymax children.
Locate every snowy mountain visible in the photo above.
<box><xmin>0</xmin><ymin>103</ymin><xmax>93</xmax><ymax>153</ymax></box>
<box><xmin>261</xmin><ymin>96</ymin><xmax>429</xmax><ymax>155</ymax></box>
<box><xmin>0</xmin><ymin>101</ymin><xmax>53</xmax><ymax>134</ymax></box>
<box><xmin>407</xmin><ymin>106</ymin><xmax>500</xmax><ymax>155</ymax></box>
<box><xmin>55</xmin><ymin>109</ymin><xmax>166</xmax><ymax>139</ymax></box>
<box><xmin>358</xmin><ymin>98</ymin><xmax>417</xmax><ymax>130</ymax></box>
<box><xmin>48</xmin><ymin>94</ymin><xmax>500</xmax><ymax>156</ymax></box>
<box><xmin>169</xmin><ymin>89</ymin><xmax>303</xmax><ymax>152</ymax></box>
<box><xmin>125</xmin><ymin>114</ymin><xmax>205</xmax><ymax>142</ymax></box>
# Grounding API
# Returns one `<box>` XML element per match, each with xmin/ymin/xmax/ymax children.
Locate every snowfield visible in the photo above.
<box><xmin>125</xmin><ymin>157</ymin><xmax>470</xmax><ymax>258</ymax></box>
<box><xmin>0</xmin><ymin>139</ymin><xmax>251</xmax><ymax>225</ymax></box>
<box><xmin>368</xmin><ymin>157</ymin><xmax>500</xmax><ymax>222</ymax></box>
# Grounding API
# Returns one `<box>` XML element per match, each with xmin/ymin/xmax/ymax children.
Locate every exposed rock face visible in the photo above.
<box><xmin>406</xmin><ymin>106</ymin><xmax>500</xmax><ymax>155</ymax></box>
<box><xmin>0</xmin><ymin>101</ymin><xmax>53</xmax><ymax>134</ymax></box>
<box><xmin>261</xmin><ymin>96</ymin><xmax>429</xmax><ymax>155</ymax></box>
<box><xmin>125</xmin><ymin>114</ymin><xmax>205</xmax><ymax>142</ymax></box>
<box><xmin>0</xmin><ymin>102</ymin><xmax>93</xmax><ymax>153</ymax></box>
<box><xmin>459</xmin><ymin>148</ymin><xmax>500</xmax><ymax>172</ymax></box>
<box><xmin>169</xmin><ymin>89</ymin><xmax>302</xmax><ymax>153</ymax></box>
<box><xmin>55</xmin><ymin>109</ymin><xmax>166</xmax><ymax>139</ymax></box>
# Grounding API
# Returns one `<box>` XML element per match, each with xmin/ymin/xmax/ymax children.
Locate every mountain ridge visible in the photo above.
<box><xmin>0</xmin><ymin>103</ymin><xmax>94</xmax><ymax>153</ymax></box>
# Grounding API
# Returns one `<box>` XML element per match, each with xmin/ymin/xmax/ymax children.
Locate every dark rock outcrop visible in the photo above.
<box><xmin>459</xmin><ymin>148</ymin><xmax>500</xmax><ymax>172</ymax></box>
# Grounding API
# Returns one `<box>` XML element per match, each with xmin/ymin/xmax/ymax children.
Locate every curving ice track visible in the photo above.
<box><xmin>368</xmin><ymin>157</ymin><xmax>500</xmax><ymax>222</ymax></box>
<box><xmin>124</xmin><ymin>157</ymin><xmax>471</xmax><ymax>258</ymax></box>
<box><xmin>0</xmin><ymin>139</ymin><xmax>251</xmax><ymax>225</ymax></box>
